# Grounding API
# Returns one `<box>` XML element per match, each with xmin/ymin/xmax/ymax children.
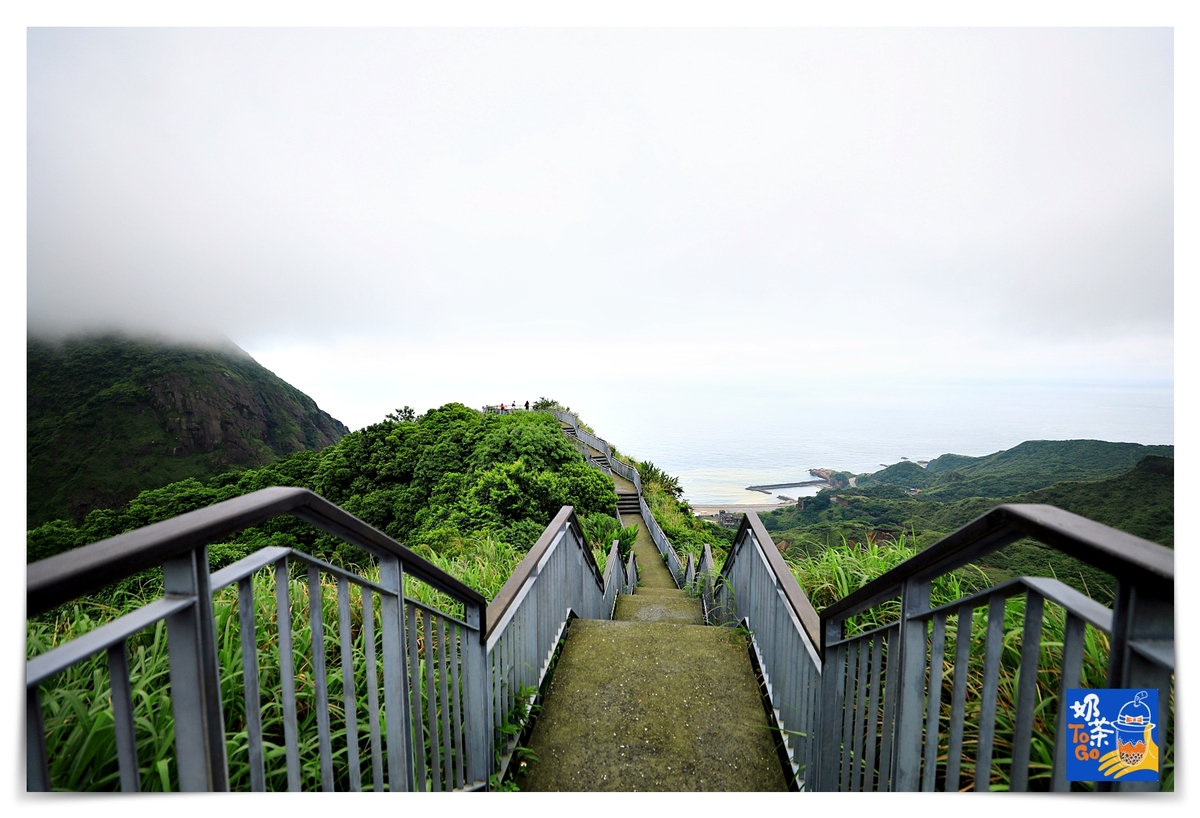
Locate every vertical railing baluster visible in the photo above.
<box><xmin>307</xmin><ymin>566</ymin><xmax>335</xmax><ymax>791</ymax></box>
<box><xmin>1051</xmin><ymin>612</ymin><xmax>1086</xmax><ymax>792</ymax></box>
<box><xmin>107</xmin><ymin>640</ymin><xmax>141</xmax><ymax>792</ymax></box>
<box><xmin>817</xmin><ymin>619</ymin><xmax>843</xmax><ymax>791</ymax></box>
<box><xmin>236</xmin><ymin>576</ymin><xmax>264</xmax><ymax>792</ymax></box>
<box><xmin>863</xmin><ymin>633</ymin><xmax>883</xmax><ymax>791</ymax></box>
<box><xmin>851</xmin><ymin>637</ymin><xmax>870</xmax><ymax>791</ymax></box>
<box><xmin>163</xmin><ymin>547</ymin><xmax>229</xmax><ymax>792</ymax></box>
<box><xmin>1010</xmin><ymin>590</ymin><xmax>1044</xmax><ymax>792</ymax></box>
<box><xmin>839</xmin><ymin>640</ymin><xmax>856</xmax><ymax>792</ymax></box>
<box><xmin>892</xmin><ymin>578</ymin><xmax>932</xmax><ymax>791</ymax></box>
<box><xmin>438</xmin><ymin>618</ymin><xmax>454</xmax><ymax>789</ymax></box>
<box><xmin>26</xmin><ymin>685</ymin><xmax>51</xmax><ymax>791</ymax></box>
<box><xmin>274</xmin><ymin>558</ymin><xmax>301</xmax><ymax>791</ymax></box>
<box><xmin>337</xmin><ymin>577</ymin><xmax>362</xmax><ymax>792</ymax></box>
<box><xmin>922</xmin><ymin>613</ymin><xmax>946</xmax><ymax>791</ymax></box>
<box><xmin>462</xmin><ymin>601</ymin><xmax>490</xmax><ymax>789</ymax></box>
<box><xmin>974</xmin><ymin>594</ymin><xmax>1007</xmax><ymax>792</ymax></box>
<box><xmin>877</xmin><ymin>627</ymin><xmax>898</xmax><ymax>792</ymax></box>
<box><xmin>378</xmin><ymin>555</ymin><xmax>413</xmax><ymax>791</ymax></box>
<box><xmin>406</xmin><ymin>604</ymin><xmax>427</xmax><ymax>791</ymax></box>
<box><xmin>1105</xmin><ymin>578</ymin><xmax>1173</xmax><ymax>792</ymax></box>
<box><xmin>945</xmin><ymin>604</ymin><xmax>973</xmax><ymax>791</ymax></box>
<box><xmin>424</xmin><ymin>610</ymin><xmax>442</xmax><ymax>792</ymax></box>
<box><xmin>363</xmin><ymin>588</ymin><xmax>384</xmax><ymax>791</ymax></box>
<box><xmin>448</xmin><ymin>618</ymin><xmax>465</xmax><ymax>786</ymax></box>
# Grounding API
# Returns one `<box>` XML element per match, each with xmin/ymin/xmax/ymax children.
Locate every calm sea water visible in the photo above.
<box><xmin>585</xmin><ymin>378</ymin><xmax>1174</xmax><ymax>507</ymax></box>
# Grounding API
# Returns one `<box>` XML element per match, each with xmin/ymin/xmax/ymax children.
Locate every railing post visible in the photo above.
<box><xmin>1105</xmin><ymin>578</ymin><xmax>1174</xmax><ymax>792</ymax></box>
<box><xmin>462</xmin><ymin>600</ymin><xmax>492</xmax><ymax>789</ymax></box>
<box><xmin>162</xmin><ymin>546</ymin><xmax>229</xmax><ymax>791</ymax></box>
<box><xmin>377</xmin><ymin>554</ymin><xmax>414</xmax><ymax>791</ymax></box>
<box><xmin>890</xmin><ymin>577</ymin><xmax>931</xmax><ymax>792</ymax></box>
<box><xmin>817</xmin><ymin>616</ymin><xmax>844</xmax><ymax>791</ymax></box>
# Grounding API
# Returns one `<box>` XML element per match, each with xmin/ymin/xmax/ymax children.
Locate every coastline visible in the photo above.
<box><xmin>690</xmin><ymin>502</ymin><xmax>790</xmax><ymax>516</ymax></box>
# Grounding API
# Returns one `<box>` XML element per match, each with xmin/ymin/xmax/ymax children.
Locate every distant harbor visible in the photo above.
<box><xmin>745</xmin><ymin>469</ymin><xmax>833</xmax><ymax>495</ymax></box>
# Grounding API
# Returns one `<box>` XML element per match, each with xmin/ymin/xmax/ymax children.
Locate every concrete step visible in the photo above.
<box><xmin>633</xmin><ymin>587</ymin><xmax>690</xmax><ymax>599</ymax></box>
<box><xmin>614</xmin><ymin>595</ymin><xmax>704</xmax><ymax>625</ymax></box>
<box><xmin>516</xmin><ymin>620</ymin><xmax>788</xmax><ymax>792</ymax></box>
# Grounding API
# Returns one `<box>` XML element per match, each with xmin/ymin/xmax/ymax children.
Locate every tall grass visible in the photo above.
<box><xmin>28</xmin><ymin>533</ymin><xmax>526</xmax><ymax>792</ymax></box>
<box><xmin>784</xmin><ymin>534</ymin><xmax>1173</xmax><ymax>791</ymax></box>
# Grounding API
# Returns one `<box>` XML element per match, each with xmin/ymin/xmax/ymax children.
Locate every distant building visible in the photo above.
<box><xmin>715</xmin><ymin>510</ymin><xmax>742</xmax><ymax>528</ymax></box>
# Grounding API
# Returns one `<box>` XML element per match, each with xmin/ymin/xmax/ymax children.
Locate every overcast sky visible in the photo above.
<box><xmin>26</xmin><ymin>27</ymin><xmax>1174</xmax><ymax>429</ymax></box>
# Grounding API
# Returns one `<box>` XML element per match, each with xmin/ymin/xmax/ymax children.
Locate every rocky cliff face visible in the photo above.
<box><xmin>145</xmin><ymin>366</ymin><xmax>345</xmax><ymax>462</ymax></box>
<box><xmin>28</xmin><ymin>335</ymin><xmax>350</xmax><ymax>525</ymax></box>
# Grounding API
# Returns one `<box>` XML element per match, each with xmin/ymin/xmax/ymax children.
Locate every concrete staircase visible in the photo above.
<box><xmin>513</xmin><ymin>506</ymin><xmax>787</xmax><ymax>791</ymax></box>
<box><xmin>616</xmin><ymin>491</ymin><xmax>641</xmax><ymax>515</ymax></box>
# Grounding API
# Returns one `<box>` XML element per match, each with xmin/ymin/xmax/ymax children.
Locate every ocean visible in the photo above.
<box><xmin>584</xmin><ymin>378</ymin><xmax>1174</xmax><ymax>507</ymax></box>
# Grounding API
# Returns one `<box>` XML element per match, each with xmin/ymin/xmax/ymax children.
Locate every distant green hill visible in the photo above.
<box><xmin>857</xmin><ymin>439</ymin><xmax>1173</xmax><ymax>501</ymax></box>
<box><xmin>28</xmin><ymin>335</ymin><xmax>349</xmax><ymax>526</ymax></box>
<box><xmin>761</xmin><ymin>451</ymin><xmax>1173</xmax><ymax>597</ymax></box>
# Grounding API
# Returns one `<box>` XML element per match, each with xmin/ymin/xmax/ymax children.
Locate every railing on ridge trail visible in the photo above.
<box><xmin>30</xmin><ymin>404</ymin><xmax>1173</xmax><ymax>794</ymax></box>
<box><xmin>26</xmin><ymin>487</ymin><xmax>491</xmax><ymax>792</ymax></box>
<box><xmin>609</xmin><ymin>455</ymin><xmax>643</xmax><ymax>494</ymax></box>
<box><xmin>710</xmin><ymin>514</ymin><xmax>823</xmax><ymax>790</ymax></box>
<box><xmin>816</xmin><ymin>504</ymin><xmax>1173</xmax><ymax>792</ymax></box>
<box><xmin>26</xmin><ymin>488</ymin><xmax>631</xmax><ymax>793</ymax></box>
<box><xmin>484</xmin><ymin>506</ymin><xmax>631</xmax><ymax>780</ymax></box>
<box><xmin>639</xmin><ymin>495</ymin><xmax>686</xmax><ymax>588</ymax></box>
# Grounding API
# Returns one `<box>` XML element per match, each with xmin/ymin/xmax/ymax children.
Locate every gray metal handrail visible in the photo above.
<box><xmin>711</xmin><ymin>512</ymin><xmax>823</xmax><ymax>789</ymax></box>
<box><xmin>816</xmin><ymin>504</ymin><xmax>1174</xmax><ymax>793</ymax></box>
<box><xmin>26</xmin><ymin>487</ymin><xmax>490</xmax><ymax>792</ymax></box>
<box><xmin>484</xmin><ymin>505</ymin><xmax>630</xmax><ymax>780</ymax></box>
<box><xmin>609</xmin><ymin>454</ymin><xmax>643</xmax><ymax>494</ymax></box>
<box><xmin>638</xmin><ymin>495</ymin><xmax>686</xmax><ymax>587</ymax></box>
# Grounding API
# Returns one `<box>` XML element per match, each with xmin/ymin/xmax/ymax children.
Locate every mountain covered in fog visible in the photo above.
<box><xmin>28</xmin><ymin>335</ymin><xmax>349</xmax><ymax>526</ymax></box>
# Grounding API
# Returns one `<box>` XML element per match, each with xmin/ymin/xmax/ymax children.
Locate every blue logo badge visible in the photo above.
<box><xmin>1065</xmin><ymin>689</ymin><xmax>1159</xmax><ymax>782</ymax></box>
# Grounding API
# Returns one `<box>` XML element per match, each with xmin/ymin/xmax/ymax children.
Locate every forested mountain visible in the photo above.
<box><xmin>857</xmin><ymin>439</ymin><xmax>1174</xmax><ymax>501</ymax></box>
<box><xmin>27</xmin><ymin>404</ymin><xmax>618</xmax><ymax>577</ymax></box>
<box><xmin>762</xmin><ymin>451</ymin><xmax>1173</xmax><ymax>597</ymax></box>
<box><xmin>28</xmin><ymin>335</ymin><xmax>349</xmax><ymax>526</ymax></box>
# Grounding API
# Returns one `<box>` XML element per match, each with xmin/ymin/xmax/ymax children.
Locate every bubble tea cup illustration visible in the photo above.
<box><xmin>1114</xmin><ymin>691</ymin><xmax>1154</xmax><ymax>767</ymax></box>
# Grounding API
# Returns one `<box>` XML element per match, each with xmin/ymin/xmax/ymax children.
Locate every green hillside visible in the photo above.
<box><xmin>28</xmin><ymin>335</ymin><xmax>349</xmax><ymax>527</ymax></box>
<box><xmin>856</xmin><ymin>439</ymin><xmax>1173</xmax><ymax>502</ymax></box>
<box><xmin>762</xmin><ymin>452</ymin><xmax>1173</xmax><ymax>597</ymax></box>
<box><xmin>28</xmin><ymin>404</ymin><xmax>619</xmax><ymax>590</ymax></box>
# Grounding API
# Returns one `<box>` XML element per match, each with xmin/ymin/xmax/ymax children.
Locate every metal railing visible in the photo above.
<box><xmin>609</xmin><ymin>454</ymin><xmax>643</xmax><ymax>494</ymax></box>
<box><xmin>710</xmin><ymin>513</ymin><xmax>824</xmax><ymax>790</ymax></box>
<box><xmin>26</xmin><ymin>491</ymin><xmax>636</xmax><ymax>792</ymax></box>
<box><xmin>638</xmin><ymin>495</ymin><xmax>686</xmax><ymax>587</ymax></box>
<box><xmin>26</xmin><ymin>487</ymin><xmax>491</xmax><ymax>792</ymax></box>
<box><xmin>484</xmin><ymin>506</ymin><xmax>630</xmax><ymax>780</ymax></box>
<box><xmin>815</xmin><ymin>504</ymin><xmax>1174</xmax><ymax>792</ymax></box>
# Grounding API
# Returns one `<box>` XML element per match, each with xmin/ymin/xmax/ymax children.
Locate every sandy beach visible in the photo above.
<box><xmin>690</xmin><ymin>502</ymin><xmax>790</xmax><ymax>516</ymax></box>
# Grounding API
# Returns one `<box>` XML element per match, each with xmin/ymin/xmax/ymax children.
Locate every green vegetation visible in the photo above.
<box><xmin>27</xmin><ymin>378</ymin><xmax>1174</xmax><ymax>793</ymax></box>
<box><xmin>762</xmin><ymin>451</ymin><xmax>1173</xmax><ymax>597</ymax></box>
<box><xmin>28</xmin><ymin>402</ymin><xmax>623</xmax><ymax>792</ymax></box>
<box><xmin>28</xmin><ymin>335</ymin><xmax>349</xmax><ymax>527</ymax></box>
<box><xmin>783</xmin><ymin>534</ymin><xmax>1172</xmax><ymax>791</ymax></box>
<box><xmin>29</xmin><ymin>563</ymin><xmax>493</xmax><ymax>791</ymax></box>
<box><xmin>862</xmin><ymin>439</ymin><xmax>1173</xmax><ymax>501</ymax></box>
<box><xmin>29</xmin><ymin>403</ymin><xmax>618</xmax><ymax>603</ymax></box>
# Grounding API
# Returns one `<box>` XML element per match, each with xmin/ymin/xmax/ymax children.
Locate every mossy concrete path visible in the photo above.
<box><xmin>515</xmin><ymin>507</ymin><xmax>787</xmax><ymax>791</ymax></box>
